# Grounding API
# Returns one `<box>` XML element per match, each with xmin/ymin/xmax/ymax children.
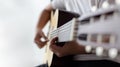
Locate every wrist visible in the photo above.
<box><xmin>37</xmin><ymin>26</ymin><xmax>42</xmax><ymax>30</ymax></box>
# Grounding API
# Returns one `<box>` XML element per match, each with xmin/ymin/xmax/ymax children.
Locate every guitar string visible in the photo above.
<box><xmin>50</xmin><ymin>19</ymin><xmax>79</xmax><ymax>35</ymax></box>
<box><xmin>50</xmin><ymin>21</ymin><xmax>79</xmax><ymax>40</ymax></box>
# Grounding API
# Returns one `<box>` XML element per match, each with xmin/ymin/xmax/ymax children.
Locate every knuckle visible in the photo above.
<box><xmin>56</xmin><ymin>52</ymin><xmax>64</xmax><ymax>57</ymax></box>
<box><xmin>57</xmin><ymin>54</ymin><xmax>63</xmax><ymax>57</ymax></box>
<box><xmin>34</xmin><ymin>39</ymin><xmax>38</xmax><ymax>44</ymax></box>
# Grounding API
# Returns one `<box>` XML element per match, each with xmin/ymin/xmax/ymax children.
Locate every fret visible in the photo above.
<box><xmin>110</xmin><ymin>35</ymin><xmax>116</xmax><ymax>44</ymax></box>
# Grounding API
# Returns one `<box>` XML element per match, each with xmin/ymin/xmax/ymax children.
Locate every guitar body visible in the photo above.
<box><xmin>44</xmin><ymin>9</ymin><xmax>79</xmax><ymax>67</ymax></box>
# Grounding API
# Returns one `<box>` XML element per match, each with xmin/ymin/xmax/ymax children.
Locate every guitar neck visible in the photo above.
<box><xmin>77</xmin><ymin>5</ymin><xmax>120</xmax><ymax>61</ymax></box>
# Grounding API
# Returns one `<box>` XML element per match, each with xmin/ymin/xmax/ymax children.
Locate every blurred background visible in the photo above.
<box><xmin>0</xmin><ymin>0</ymin><xmax>50</xmax><ymax>67</ymax></box>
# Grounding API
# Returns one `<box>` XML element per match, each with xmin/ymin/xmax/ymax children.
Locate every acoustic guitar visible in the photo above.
<box><xmin>42</xmin><ymin>9</ymin><xmax>80</xmax><ymax>67</ymax></box>
<box><xmin>41</xmin><ymin>5</ymin><xmax>120</xmax><ymax>67</ymax></box>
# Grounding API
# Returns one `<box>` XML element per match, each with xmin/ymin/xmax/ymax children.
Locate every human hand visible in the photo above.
<box><xmin>50</xmin><ymin>37</ymin><xmax>86</xmax><ymax>57</ymax></box>
<box><xmin>34</xmin><ymin>29</ymin><xmax>49</xmax><ymax>48</ymax></box>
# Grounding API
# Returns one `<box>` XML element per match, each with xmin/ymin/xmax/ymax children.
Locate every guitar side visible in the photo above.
<box><xmin>45</xmin><ymin>9</ymin><xmax>59</xmax><ymax>67</ymax></box>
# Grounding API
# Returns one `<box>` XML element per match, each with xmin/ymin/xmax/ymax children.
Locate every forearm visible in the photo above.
<box><xmin>37</xmin><ymin>9</ymin><xmax>51</xmax><ymax>30</ymax></box>
<box><xmin>76</xmin><ymin>45</ymin><xmax>87</xmax><ymax>54</ymax></box>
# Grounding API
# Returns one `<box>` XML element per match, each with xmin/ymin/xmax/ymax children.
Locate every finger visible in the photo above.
<box><xmin>34</xmin><ymin>34</ymin><xmax>40</xmax><ymax>44</ymax></box>
<box><xmin>35</xmin><ymin>40</ymin><xmax>47</xmax><ymax>48</ymax></box>
<box><xmin>41</xmin><ymin>32</ymin><xmax>49</xmax><ymax>41</ymax></box>
<box><xmin>50</xmin><ymin>37</ymin><xmax>58</xmax><ymax>45</ymax></box>
<box><xmin>36</xmin><ymin>41</ymin><xmax>44</xmax><ymax>48</ymax></box>
<box><xmin>50</xmin><ymin>45</ymin><xmax>63</xmax><ymax>57</ymax></box>
<box><xmin>34</xmin><ymin>34</ymin><xmax>47</xmax><ymax>48</ymax></box>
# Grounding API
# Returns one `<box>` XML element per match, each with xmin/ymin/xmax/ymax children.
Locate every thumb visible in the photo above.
<box><xmin>50</xmin><ymin>45</ymin><xmax>61</xmax><ymax>53</ymax></box>
<box><xmin>50</xmin><ymin>45</ymin><xmax>64</xmax><ymax>57</ymax></box>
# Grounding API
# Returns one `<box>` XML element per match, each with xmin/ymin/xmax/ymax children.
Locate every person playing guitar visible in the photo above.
<box><xmin>34</xmin><ymin>0</ymin><xmax>120</xmax><ymax>67</ymax></box>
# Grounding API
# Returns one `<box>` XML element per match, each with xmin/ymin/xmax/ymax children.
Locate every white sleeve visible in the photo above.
<box><xmin>51</xmin><ymin>0</ymin><xmax>65</xmax><ymax>10</ymax></box>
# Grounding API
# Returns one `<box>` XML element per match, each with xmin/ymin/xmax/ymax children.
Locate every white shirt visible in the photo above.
<box><xmin>51</xmin><ymin>0</ymin><xmax>92</xmax><ymax>15</ymax></box>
